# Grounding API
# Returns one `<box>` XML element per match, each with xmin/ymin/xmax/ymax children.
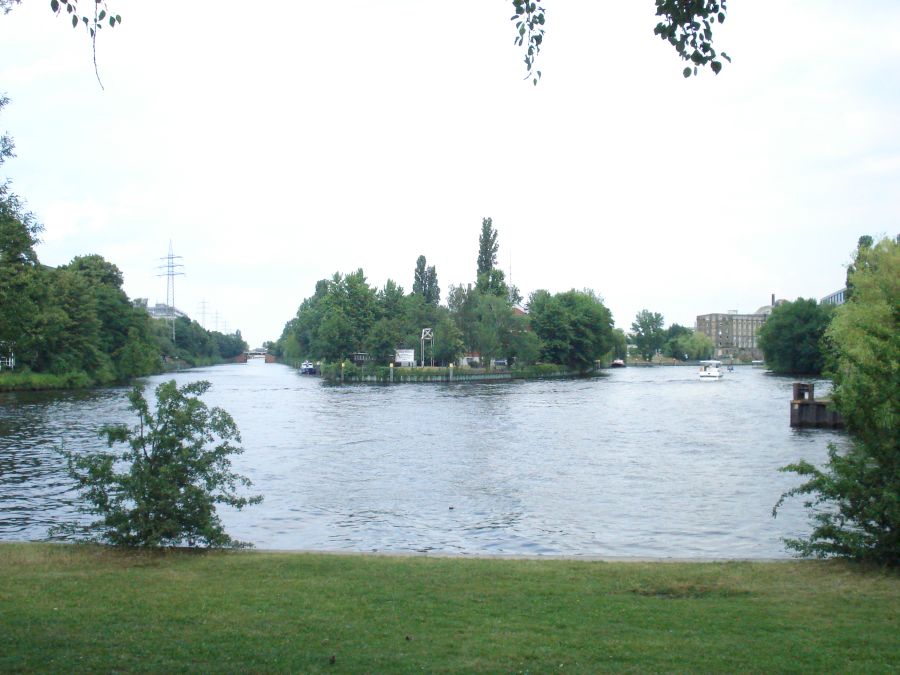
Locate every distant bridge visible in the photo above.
<box><xmin>236</xmin><ymin>349</ymin><xmax>275</xmax><ymax>364</ymax></box>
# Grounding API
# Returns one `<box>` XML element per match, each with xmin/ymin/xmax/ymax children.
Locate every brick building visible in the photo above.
<box><xmin>695</xmin><ymin>297</ymin><xmax>781</xmax><ymax>360</ymax></box>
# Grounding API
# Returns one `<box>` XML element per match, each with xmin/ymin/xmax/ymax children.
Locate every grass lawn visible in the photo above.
<box><xmin>1</xmin><ymin>543</ymin><xmax>897</xmax><ymax>672</ymax></box>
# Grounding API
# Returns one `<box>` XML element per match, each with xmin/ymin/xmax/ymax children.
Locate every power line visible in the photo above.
<box><xmin>156</xmin><ymin>240</ymin><xmax>184</xmax><ymax>343</ymax></box>
<box><xmin>198</xmin><ymin>299</ymin><xmax>210</xmax><ymax>330</ymax></box>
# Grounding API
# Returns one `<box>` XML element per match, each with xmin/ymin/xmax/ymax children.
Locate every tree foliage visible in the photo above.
<box><xmin>477</xmin><ymin>217</ymin><xmax>499</xmax><ymax>278</ymax></box>
<box><xmin>0</xmin><ymin>97</ymin><xmax>242</xmax><ymax>383</ymax></box>
<box><xmin>48</xmin><ymin>0</ymin><xmax>121</xmax><ymax>88</ymax></box>
<box><xmin>654</xmin><ymin>0</ymin><xmax>731</xmax><ymax>78</ymax></box>
<box><xmin>630</xmin><ymin>310</ymin><xmax>666</xmax><ymax>361</ymax></box>
<box><xmin>412</xmin><ymin>255</ymin><xmax>440</xmax><ymax>306</ymax></box>
<box><xmin>528</xmin><ymin>289</ymin><xmax>614</xmax><ymax>371</ymax></box>
<box><xmin>675</xmin><ymin>330</ymin><xmax>714</xmax><ymax>361</ymax></box>
<box><xmin>278</xmin><ymin>218</ymin><xmax>619</xmax><ymax>372</ymax></box>
<box><xmin>57</xmin><ymin>380</ymin><xmax>261</xmax><ymax>548</ymax></box>
<box><xmin>662</xmin><ymin>323</ymin><xmax>692</xmax><ymax>360</ymax></box>
<box><xmin>845</xmin><ymin>234</ymin><xmax>874</xmax><ymax>302</ymax></box>
<box><xmin>774</xmin><ymin>237</ymin><xmax>899</xmax><ymax>565</ymax></box>
<box><xmin>757</xmin><ymin>298</ymin><xmax>832</xmax><ymax>375</ymax></box>
<box><xmin>512</xmin><ymin>0</ymin><xmax>729</xmax><ymax>84</ymax></box>
<box><xmin>7</xmin><ymin>1</ymin><xmax>731</xmax><ymax>88</ymax></box>
<box><xmin>475</xmin><ymin>217</ymin><xmax>509</xmax><ymax>299</ymax></box>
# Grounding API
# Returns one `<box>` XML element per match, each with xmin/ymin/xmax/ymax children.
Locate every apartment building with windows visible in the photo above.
<box><xmin>695</xmin><ymin>296</ymin><xmax>781</xmax><ymax>360</ymax></box>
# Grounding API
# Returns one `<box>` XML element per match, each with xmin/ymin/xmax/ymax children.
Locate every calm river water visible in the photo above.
<box><xmin>0</xmin><ymin>361</ymin><xmax>842</xmax><ymax>558</ymax></box>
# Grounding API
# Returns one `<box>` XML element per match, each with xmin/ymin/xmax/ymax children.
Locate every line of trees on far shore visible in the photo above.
<box><xmin>274</xmin><ymin>218</ymin><xmax>648</xmax><ymax>372</ymax></box>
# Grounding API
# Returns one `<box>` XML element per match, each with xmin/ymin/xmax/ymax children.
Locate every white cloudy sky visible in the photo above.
<box><xmin>2</xmin><ymin>1</ymin><xmax>898</xmax><ymax>347</ymax></box>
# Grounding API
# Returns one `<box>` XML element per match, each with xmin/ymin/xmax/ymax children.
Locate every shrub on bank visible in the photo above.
<box><xmin>0</xmin><ymin>369</ymin><xmax>94</xmax><ymax>391</ymax></box>
<box><xmin>314</xmin><ymin>361</ymin><xmax>578</xmax><ymax>383</ymax></box>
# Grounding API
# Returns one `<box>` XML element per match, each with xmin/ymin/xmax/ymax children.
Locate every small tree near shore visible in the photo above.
<box><xmin>57</xmin><ymin>380</ymin><xmax>261</xmax><ymax>548</ymax></box>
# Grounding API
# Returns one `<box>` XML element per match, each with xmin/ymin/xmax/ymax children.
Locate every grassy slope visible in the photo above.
<box><xmin>1</xmin><ymin>544</ymin><xmax>897</xmax><ymax>673</ymax></box>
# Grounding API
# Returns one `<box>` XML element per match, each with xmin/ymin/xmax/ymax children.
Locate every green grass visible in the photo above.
<box><xmin>1</xmin><ymin>544</ymin><xmax>897</xmax><ymax>672</ymax></box>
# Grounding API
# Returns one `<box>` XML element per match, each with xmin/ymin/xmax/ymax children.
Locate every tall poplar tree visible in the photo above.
<box><xmin>477</xmin><ymin>217</ymin><xmax>498</xmax><ymax>277</ymax></box>
<box><xmin>412</xmin><ymin>255</ymin><xmax>427</xmax><ymax>296</ymax></box>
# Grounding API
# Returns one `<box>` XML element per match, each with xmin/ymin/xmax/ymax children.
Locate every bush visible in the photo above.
<box><xmin>56</xmin><ymin>380</ymin><xmax>262</xmax><ymax>548</ymax></box>
<box><xmin>774</xmin><ymin>237</ymin><xmax>898</xmax><ymax>565</ymax></box>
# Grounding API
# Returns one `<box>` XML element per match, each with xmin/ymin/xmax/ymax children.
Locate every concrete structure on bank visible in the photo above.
<box><xmin>695</xmin><ymin>295</ymin><xmax>783</xmax><ymax>361</ymax></box>
<box><xmin>790</xmin><ymin>382</ymin><xmax>843</xmax><ymax>428</ymax></box>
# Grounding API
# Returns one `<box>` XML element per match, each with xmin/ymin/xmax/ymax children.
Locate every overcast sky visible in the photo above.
<box><xmin>2</xmin><ymin>1</ymin><xmax>898</xmax><ymax>347</ymax></box>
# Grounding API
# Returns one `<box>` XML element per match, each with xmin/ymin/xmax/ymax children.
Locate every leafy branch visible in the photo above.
<box><xmin>653</xmin><ymin>0</ymin><xmax>730</xmax><ymax>78</ymax></box>
<box><xmin>49</xmin><ymin>0</ymin><xmax>121</xmax><ymax>90</ymax></box>
<box><xmin>511</xmin><ymin>0</ymin><xmax>545</xmax><ymax>86</ymax></box>
<box><xmin>510</xmin><ymin>0</ymin><xmax>731</xmax><ymax>83</ymax></box>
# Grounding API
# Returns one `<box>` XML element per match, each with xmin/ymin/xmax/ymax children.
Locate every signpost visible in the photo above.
<box><xmin>395</xmin><ymin>349</ymin><xmax>415</xmax><ymax>367</ymax></box>
<box><xmin>421</xmin><ymin>328</ymin><xmax>433</xmax><ymax>367</ymax></box>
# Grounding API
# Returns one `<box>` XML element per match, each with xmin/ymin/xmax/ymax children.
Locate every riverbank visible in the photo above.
<box><xmin>0</xmin><ymin>357</ymin><xmax>233</xmax><ymax>392</ymax></box>
<box><xmin>294</xmin><ymin>361</ymin><xmax>596</xmax><ymax>384</ymax></box>
<box><xmin>0</xmin><ymin>371</ymin><xmax>94</xmax><ymax>391</ymax></box>
<box><xmin>1</xmin><ymin>543</ymin><xmax>896</xmax><ymax>672</ymax></box>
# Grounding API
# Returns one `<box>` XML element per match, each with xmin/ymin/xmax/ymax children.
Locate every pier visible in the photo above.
<box><xmin>790</xmin><ymin>383</ymin><xmax>844</xmax><ymax>429</ymax></box>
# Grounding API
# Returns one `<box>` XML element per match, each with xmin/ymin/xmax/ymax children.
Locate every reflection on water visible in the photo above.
<box><xmin>0</xmin><ymin>361</ymin><xmax>840</xmax><ymax>557</ymax></box>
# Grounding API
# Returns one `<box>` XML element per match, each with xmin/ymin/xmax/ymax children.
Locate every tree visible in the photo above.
<box><xmin>37</xmin><ymin>267</ymin><xmax>108</xmax><ymax>378</ymax></box>
<box><xmin>674</xmin><ymin>330</ymin><xmax>714</xmax><ymax>361</ymax></box>
<box><xmin>366</xmin><ymin>317</ymin><xmax>403</xmax><ymax>364</ymax></box>
<box><xmin>414</xmin><ymin>255</ymin><xmax>440</xmax><ymax>306</ymax></box>
<box><xmin>57</xmin><ymin>380</ymin><xmax>261</xmax><ymax>548</ymax></box>
<box><xmin>509</xmin><ymin>316</ymin><xmax>542</xmax><ymax>366</ymax></box>
<box><xmin>61</xmin><ymin>254</ymin><xmax>161</xmax><ymax>379</ymax></box>
<box><xmin>508</xmin><ymin>284</ymin><xmax>523</xmax><ymax>307</ymax></box>
<box><xmin>757</xmin><ymin>298</ymin><xmax>832</xmax><ymax>375</ymax></box>
<box><xmin>447</xmin><ymin>283</ymin><xmax>479</xmax><ymax>352</ymax></box>
<box><xmin>472</xmin><ymin>294</ymin><xmax>507</xmax><ymax>368</ymax></box>
<box><xmin>529</xmin><ymin>289</ymin><xmax>614</xmax><ymax>371</ymax></box>
<box><xmin>477</xmin><ymin>217</ymin><xmax>499</xmax><ymax>278</ymax></box>
<box><xmin>424</xmin><ymin>265</ymin><xmax>440</xmax><ymax>306</ymax></box>
<box><xmin>377</xmin><ymin>279</ymin><xmax>405</xmax><ymax>320</ymax></box>
<box><xmin>630</xmin><ymin>310</ymin><xmax>665</xmax><ymax>361</ymax></box>
<box><xmin>412</xmin><ymin>255</ymin><xmax>427</xmax><ymax>296</ymax></box>
<box><xmin>477</xmin><ymin>269</ymin><xmax>509</xmax><ymax>299</ymax></box>
<box><xmin>0</xmin><ymin>202</ymin><xmax>41</xmax><ymax>366</ymax></box>
<box><xmin>774</xmin><ymin>237</ymin><xmax>898</xmax><ymax>564</ymax></box>
<box><xmin>610</xmin><ymin>328</ymin><xmax>628</xmax><ymax>361</ymax></box>
<box><xmin>845</xmin><ymin>235</ymin><xmax>874</xmax><ymax>302</ymax></box>
<box><xmin>316</xmin><ymin>309</ymin><xmax>355</xmax><ymax>362</ymax></box>
<box><xmin>0</xmin><ymin>96</ymin><xmax>43</xmax><ymax>365</ymax></box>
<box><xmin>475</xmin><ymin>218</ymin><xmax>509</xmax><ymax>299</ymax></box>
<box><xmin>211</xmin><ymin>330</ymin><xmax>247</xmax><ymax>359</ymax></box>
<box><xmin>433</xmin><ymin>314</ymin><xmax>464</xmax><ymax>367</ymax></box>
<box><xmin>662</xmin><ymin>323</ymin><xmax>692</xmax><ymax>359</ymax></box>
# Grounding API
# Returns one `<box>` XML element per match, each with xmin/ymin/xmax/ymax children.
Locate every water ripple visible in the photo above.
<box><xmin>0</xmin><ymin>363</ymin><xmax>841</xmax><ymax>557</ymax></box>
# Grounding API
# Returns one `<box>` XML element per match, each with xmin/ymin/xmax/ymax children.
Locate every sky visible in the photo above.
<box><xmin>1</xmin><ymin>1</ymin><xmax>898</xmax><ymax>348</ymax></box>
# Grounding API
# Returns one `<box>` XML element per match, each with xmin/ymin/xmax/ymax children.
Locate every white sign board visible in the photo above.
<box><xmin>395</xmin><ymin>349</ymin><xmax>415</xmax><ymax>367</ymax></box>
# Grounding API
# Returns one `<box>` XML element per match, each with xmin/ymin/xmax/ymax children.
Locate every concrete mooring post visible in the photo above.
<box><xmin>790</xmin><ymin>382</ymin><xmax>843</xmax><ymax>428</ymax></box>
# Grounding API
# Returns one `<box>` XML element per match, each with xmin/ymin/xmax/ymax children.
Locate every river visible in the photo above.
<box><xmin>0</xmin><ymin>360</ymin><xmax>841</xmax><ymax>558</ymax></box>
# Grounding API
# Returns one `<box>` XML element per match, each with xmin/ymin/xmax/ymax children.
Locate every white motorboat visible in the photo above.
<box><xmin>699</xmin><ymin>360</ymin><xmax>724</xmax><ymax>379</ymax></box>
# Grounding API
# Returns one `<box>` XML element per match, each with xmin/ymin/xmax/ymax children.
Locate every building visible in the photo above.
<box><xmin>820</xmin><ymin>288</ymin><xmax>846</xmax><ymax>306</ymax></box>
<box><xmin>695</xmin><ymin>296</ymin><xmax>781</xmax><ymax>360</ymax></box>
<box><xmin>133</xmin><ymin>298</ymin><xmax>187</xmax><ymax>321</ymax></box>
